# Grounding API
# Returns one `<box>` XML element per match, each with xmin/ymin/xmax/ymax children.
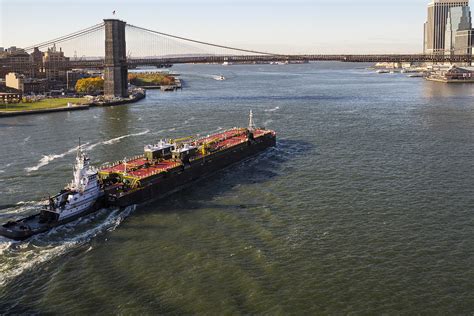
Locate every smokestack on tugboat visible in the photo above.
<box><xmin>0</xmin><ymin>112</ymin><xmax>276</xmax><ymax>240</ymax></box>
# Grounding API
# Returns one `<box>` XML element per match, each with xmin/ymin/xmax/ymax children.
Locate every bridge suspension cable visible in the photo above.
<box><xmin>24</xmin><ymin>23</ymin><xmax>105</xmax><ymax>52</ymax></box>
<box><xmin>126</xmin><ymin>24</ymin><xmax>281</xmax><ymax>56</ymax></box>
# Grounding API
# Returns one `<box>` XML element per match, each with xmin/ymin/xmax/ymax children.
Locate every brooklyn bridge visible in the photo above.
<box><xmin>2</xmin><ymin>19</ymin><xmax>473</xmax><ymax>97</ymax></box>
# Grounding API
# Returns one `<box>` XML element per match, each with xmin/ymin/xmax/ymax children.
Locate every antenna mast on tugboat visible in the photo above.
<box><xmin>78</xmin><ymin>137</ymin><xmax>82</xmax><ymax>156</ymax></box>
<box><xmin>248</xmin><ymin>110</ymin><xmax>256</xmax><ymax>131</ymax></box>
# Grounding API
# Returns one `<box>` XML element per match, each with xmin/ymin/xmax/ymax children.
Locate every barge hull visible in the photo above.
<box><xmin>107</xmin><ymin>133</ymin><xmax>276</xmax><ymax>207</ymax></box>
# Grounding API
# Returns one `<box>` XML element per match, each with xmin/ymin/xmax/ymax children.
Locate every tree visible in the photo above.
<box><xmin>128</xmin><ymin>73</ymin><xmax>175</xmax><ymax>86</ymax></box>
<box><xmin>75</xmin><ymin>77</ymin><xmax>104</xmax><ymax>94</ymax></box>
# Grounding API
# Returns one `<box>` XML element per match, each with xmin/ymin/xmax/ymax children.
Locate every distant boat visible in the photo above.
<box><xmin>222</xmin><ymin>61</ymin><xmax>232</xmax><ymax>66</ymax></box>
<box><xmin>376</xmin><ymin>69</ymin><xmax>389</xmax><ymax>74</ymax></box>
<box><xmin>214</xmin><ymin>75</ymin><xmax>226</xmax><ymax>81</ymax></box>
<box><xmin>408</xmin><ymin>73</ymin><xmax>425</xmax><ymax>78</ymax></box>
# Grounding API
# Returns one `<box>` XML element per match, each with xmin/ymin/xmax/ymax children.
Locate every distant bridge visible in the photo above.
<box><xmin>10</xmin><ymin>19</ymin><xmax>473</xmax><ymax>96</ymax></box>
<box><xmin>65</xmin><ymin>54</ymin><xmax>472</xmax><ymax>70</ymax></box>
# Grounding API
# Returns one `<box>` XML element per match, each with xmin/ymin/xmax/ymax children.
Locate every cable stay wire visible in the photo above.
<box><xmin>24</xmin><ymin>23</ymin><xmax>105</xmax><ymax>51</ymax></box>
<box><xmin>126</xmin><ymin>24</ymin><xmax>284</xmax><ymax>57</ymax></box>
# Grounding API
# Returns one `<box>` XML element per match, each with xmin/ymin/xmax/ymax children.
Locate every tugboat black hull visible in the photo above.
<box><xmin>0</xmin><ymin>198</ymin><xmax>105</xmax><ymax>241</ymax></box>
<box><xmin>1</xmin><ymin>121</ymin><xmax>277</xmax><ymax>241</ymax></box>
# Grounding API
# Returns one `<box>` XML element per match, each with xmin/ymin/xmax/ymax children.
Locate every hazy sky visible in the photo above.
<box><xmin>0</xmin><ymin>0</ymin><xmax>431</xmax><ymax>54</ymax></box>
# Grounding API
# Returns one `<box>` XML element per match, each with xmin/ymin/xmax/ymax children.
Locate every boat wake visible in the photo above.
<box><xmin>86</xmin><ymin>130</ymin><xmax>150</xmax><ymax>150</ymax></box>
<box><xmin>265</xmin><ymin>106</ymin><xmax>280</xmax><ymax>112</ymax></box>
<box><xmin>25</xmin><ymin>130</ymin><xmax>150</xmax><ymax>173</ymax></box>
<box><xmin>25</xmin><ymin>145</ymin><xmax>84</xmax><ymax>173</ymax></box>
<box><xmin>183</xmin><ymin>117</ymin><xmax>196</xmax><ymax>125</ymax></box>
<box><xmin>0</xmin><ymin>163</ymin><xmax>11</xmax><ymax>174</ymax></box>
<box><xmin>0</xmin><ymin>205</ymin><xmax>136</xmax><ymax>287</ymax></box>
<box><xmin>0</xmin><ymin>201</ymin><xmax>46</xmax><ymax>218</ymax></box>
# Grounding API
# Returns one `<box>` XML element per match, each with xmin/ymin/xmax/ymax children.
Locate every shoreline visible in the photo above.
<box><xmin>0</xmin><ymin>92</ymin><xmax>146</xmax><ymax>118</ymax></box>
<box><xmin>425</xmin><ymin>77</ymin><xmax>474</xmax><ymax>83</ymax></box>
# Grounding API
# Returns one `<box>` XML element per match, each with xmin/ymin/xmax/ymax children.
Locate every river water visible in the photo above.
<box><xmin>0</xmin><ymin>63</ymin><xmax>473</xmax><ymax>314</ymax></box>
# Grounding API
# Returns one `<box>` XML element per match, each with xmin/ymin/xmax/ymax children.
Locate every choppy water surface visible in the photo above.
<box><xmin>0</xmin><ymin>63</ymin><xmax>473</xmax><ymax>314</ymax></box>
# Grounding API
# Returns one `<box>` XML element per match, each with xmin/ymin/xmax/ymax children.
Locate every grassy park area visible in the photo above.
<box><xmin>1</xmin><ymin>98</ymin><xmax>89</xmax><ymax>112</ymax></box>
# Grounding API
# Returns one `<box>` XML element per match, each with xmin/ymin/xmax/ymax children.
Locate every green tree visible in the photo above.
<box><xmin>75</xmin><ymin>77</ymin><xmax>104</xmax><ymax>94</ymax></box>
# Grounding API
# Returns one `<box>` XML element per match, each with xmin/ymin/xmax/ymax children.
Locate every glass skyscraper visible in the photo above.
<box><xmin>424</xmin><ymin>0</ymin><xmax>469</xmax><ymax>54</ymax></box>
<box><xmin>445</xmin><ymin>6</ymin><xmax>472</xmax><ymax>55</ymax></box>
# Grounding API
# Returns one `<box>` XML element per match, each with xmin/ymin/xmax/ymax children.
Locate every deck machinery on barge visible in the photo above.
<box><xmin>100</xmin><ymin>111</ymin><xmax>276</xmax><ymax>206</ymax></box>
<box><xmin>0</xmin><ymin>111</ymin><xmax>276</xmax><ymax>240</ymax></box>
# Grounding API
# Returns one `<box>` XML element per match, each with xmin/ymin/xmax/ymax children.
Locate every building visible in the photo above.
<box><xmin>42</xmin><ymin>44</ymin><xmax>69</xmax><ymax>81</ymax></box>
<box><xmin>0</xmin><ymin>85</ymin><xmax>22</xmax><ymax>104</ymax></box>
<box><xmin>454</xmin><ymin>29</ymin><xmax>474</xmax><ymax>55</ymax></box>
<box><xmin>30</xmin><ymin>47</ymin><xmax>44</xmax><ymax>78</ymax></box>
<box><xmin>445</xmin><ymin>6</ymin><xmax>472</xmax><ymax>55</ymax></box>
<box><xmin>424</xmin><ymin>0</ymin><xmax>469</xmax><ymax>54</ymax></box>
<box><xmin>0</xmin><ymin>50</ymin><xmax>32</xmax><ymax>78</ymax></box>
<box><xmin>5</xmin><ymin>72</ymin><xmax>47</xmax><ymax>94</ymax></box>
<box><xmin>426</xmin><ymin>65</ymin><xmax>474</xmax><ymax>82</ymax></box>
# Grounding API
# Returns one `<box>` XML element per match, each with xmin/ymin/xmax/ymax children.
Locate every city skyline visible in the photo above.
<box><xmin>1</xmin><ymin>0</ymin><xmax>438</xmax><ymax>54</ymax></box>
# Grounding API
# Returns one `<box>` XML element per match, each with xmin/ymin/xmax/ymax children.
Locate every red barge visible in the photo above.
<box><xmin>0</xmin><ymin>111</ymin><xmax>276</xmax><ymax>240</ymax></box>
<box><xmin>100</xmin><ymin>112</ymin><xmax>276</xmax><ymax>207</ymax></box>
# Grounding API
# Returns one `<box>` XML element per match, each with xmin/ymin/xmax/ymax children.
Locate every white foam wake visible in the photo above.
<box><xmin>25</xmin><ymin>130</ymin><xmax>149</xmax><ymax>173</ymax></box>
<box><xmin>0</xmin><ymin>201</ymin><xmax>45</xmax><ymax>218</ymax></box>
<box><xmin>265</xmin><ymin>106</ymin><xmax>280</xmax><ymax>112</ymax></box>
<box><xmin>183</xmin><ymin>117</ymin><xmax>196</xmax><ymax>125</ymax></box>
<box><xmin>25</xmin><ymin>144</ymin><xmax>85</xmax><ymax>173</ymax></box>
<box><xmin>85</xmin><ymin>129</ymin><xmax>150</xmax><ymax>150</ymax></box>
<box><xmin>0</xmin><ymin>163</ymin><xmax>11</xmax><ymax>174</ymax></box>
<box><xmin>0</xmin><ymin>205</ymin><xmax>136</xmax><ymax>287</ymax></box>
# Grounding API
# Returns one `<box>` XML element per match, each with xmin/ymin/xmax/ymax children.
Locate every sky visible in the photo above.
<box><xmin>0</xmin><ymin>0</ymin><xmax>431</xmax><ymax>54</ymax></box>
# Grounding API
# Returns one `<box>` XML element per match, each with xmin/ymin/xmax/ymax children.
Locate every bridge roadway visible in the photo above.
<box><xmin>66</xmin><ymin>54</ymin><xmax>473</xmax><ymax>69</ymax></box>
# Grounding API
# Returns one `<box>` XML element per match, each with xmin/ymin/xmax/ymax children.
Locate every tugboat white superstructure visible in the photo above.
<box><xmin>40</xmin><ymin>145</ymin><xmax>102</xmax><ymax>223</ymax></box>
<box><xmin>0</xmin><ymin>112</ymin><xmax>276</xmax><ymax>240</ymax></box>
<box><xmin>0</xmin><ymin>144</ymin><xmax>104</xmax><ymax>240</ymax></box>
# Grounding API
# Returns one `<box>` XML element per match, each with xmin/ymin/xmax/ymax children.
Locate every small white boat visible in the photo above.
<box><xmin>214</xmin><ymin>75</ymin><xmax>226</xmax><ymax>81</ymax></box>
<box><xmin>376</xmin><ymin>69</ymin><xmax>390</xmax><ymax>74</ymax></box>
<box><xmin>408</xmin><ymin>73</ymin><xmax>425</xmax><ymax>78</ymax></box>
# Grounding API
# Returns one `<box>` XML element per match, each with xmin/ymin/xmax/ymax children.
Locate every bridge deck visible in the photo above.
<box><xmin>65</xmin><ymin>54</ymin><xmax>472</xmax><ymax>69</ymax></box>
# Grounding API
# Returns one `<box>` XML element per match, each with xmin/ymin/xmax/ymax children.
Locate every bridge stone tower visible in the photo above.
<box><xmin>104</xmin><ymin>19</ymin><xmax>128</xmax><ymax>98</ymax></box>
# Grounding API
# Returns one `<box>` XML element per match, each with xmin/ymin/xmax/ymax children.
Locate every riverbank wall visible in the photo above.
<box><xmin>0</xmin><ymin>92</ymin><xmax>146</xmax><ymax>118</ymax></box>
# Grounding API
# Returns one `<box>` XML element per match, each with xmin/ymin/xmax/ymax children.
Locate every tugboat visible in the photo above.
<box><xmin>0</xmin><ymin>112</ymin><xmax>276</xmax><ymax>240</ymax></box>
<box><xmin>0</xmin><ymin>144</ymin><xmax>104</xmax><ymax>240</ymax></box>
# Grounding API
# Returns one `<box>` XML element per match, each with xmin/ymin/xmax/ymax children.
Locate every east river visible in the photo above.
<box><xmin>0</xmin><ymin>63</ymin><xmax>473</xmax><ymax>314</ymax></box>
